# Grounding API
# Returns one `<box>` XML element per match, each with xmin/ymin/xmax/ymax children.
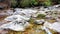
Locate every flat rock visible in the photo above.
<box><xmin>44</xmin><ymin>22</ymin><xmax>60</xmax><ymax>32</ymax></box>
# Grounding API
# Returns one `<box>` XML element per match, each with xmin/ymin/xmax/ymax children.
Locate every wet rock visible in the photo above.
<box><xmin>44</xmin><ymin>21</ymin><xmax>60</xmax><ymax>32</ymax></box>
<box><xmin>6</xmin><ymin>9</ymin><xmax>14</xmax><ymax>15</ymax></box>
<box><xmin>0</xmin><ymin>19</ymin><xmax>30</xmax><ymax>31</ymax></box>
<box><xmin>4</xmin><ymin>15</ymin><xmax>30</xmax><ymax>22</ymax></box>
<box><xmin>34</xmin><ymin>19</ymin><xmax>45</xmax><ymax>25</ymax></box>
<box><xmin>49</xmin><ymin>22</ymin><xmax>60</xmax><ymax>32</ymax></box>
<box><xmin>53</xmin><ymin>4</ymin><xmax>60</xmax><ymax>8</ymax></box>
<box><xmin>0</xmin><ymin>9</ymin><xmax>13</xmax><ymax>16</ymax></box>
<box><xmin>0</xmin><ymin>15</ymin><xmax>31</xmax><ymax>31</ymax></box>
<box><xmin>42</xmin><ymin>26</ymin><xmax>52</xmax><ymax>34</ymax></box>
<box><xmin>39</xmin><ymin>11</ymin><xmax>46</xmax><ymax>15</ymax></box>
<box><xmin>45</xmin><ymin>15</ymin><xmax>53</xmax><ymax>19</ymax></box>
<box><xmin>13</xmin><ymin>8</ymin><xmax>37</xmax><ymax>18</ymax></box>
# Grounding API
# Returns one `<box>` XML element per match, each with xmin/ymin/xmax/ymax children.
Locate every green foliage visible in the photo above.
<box><xmin>11</xmin><ymin>0</ymin><xmax>17</xmax><ymax>8</ymax></box>
<box><xmin>19</xmin><ymin>0</ymin><xmax>52</xmax><ymax>7</ymax></box>
<box><xmin>30</xmin><ymin>0</ymin><xmax>38</xmax><ymax>6</ymax></box>
<box><xmin>20</xmin><ymin>0</ymin><xmax>38</xmax><ymax>7</ymax></box>
<box><xmin>44</xmin><ymin>0</ymin><xmax>52</xmax><ymax>6</ymax></box>
<box><xmin>10</xmin><ymin>0</ymin><xmax>60</xmax><ymax>8</ymax></box>
<box><xmin>37</xmin><ymin>14</ymin><xmax>46</xmax><ymax>19</ymax></box>
<box><xmin>20</xmin><ymin>0</ymin><xmax>30</xmax><ymax>7</ymax></box>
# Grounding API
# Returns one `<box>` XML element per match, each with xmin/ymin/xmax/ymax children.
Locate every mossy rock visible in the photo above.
<box><xmin>37</xmin><ymin>14</ymin><xmax>46</xmax><ymax>19</ymax></box>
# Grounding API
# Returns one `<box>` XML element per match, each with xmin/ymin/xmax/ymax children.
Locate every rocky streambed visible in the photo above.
<box><xmin>0</xmin><ymin>5</ymin><xmax>60</xmax><ymax>34</ymax></box>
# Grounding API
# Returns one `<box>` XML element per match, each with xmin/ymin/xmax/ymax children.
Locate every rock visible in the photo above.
<box><xmin>4</xmin><ymin>15</ymin><xmax>30</xmax><ymax>22</ymax></box>
<box><xmin>0</xmin><ymin>9</ymin><xmax>13</xmax><ymax>16</ymax></box>
<box><xmin>13</xmin><ymin>8</ymin><xmax>37</xmax><ymax>18</ymax></box>
<box><xmin>45</xmin><ymin>15</ymin><xmax>52</xmax><ymax>19</ymax></box>
<box><xmin>42</xmin><ymin>26</ymin><xmax>52</xmax><ymax>34</ymax></box>
<box><xmin>44</xmin><ymin>21</ymin><xmax>60</xmax><ymax>32</ymax></box>
<box><xmin>53</xmin><ymin>4</ymin><xmax>60</xmax><ymax>8</ymax></box>
<box><xmin>39</xmin><ymin>11</ymin><xmax>46</xmax><ymax>15</ymax></box>
<box><xmin>49</xmin><ymin>22</ymin><xmax>60</xmax><ymax>32</ymax></box>
<box><xmin>1</xmin><ymin>15</ymin><xmax>31</xmax><ymax>31</ymax></box>
<box><xmin>14</xmin><ymin>8</ymin><xmax>23</xmax><ymax>11</ymax></box>
<box><xmin>6</xmin><ymin>9</ymin><xmax>13</xmax><ymax>15</ymax></box>
<box><xmin>0</xmin><ymin>6</ymin><xmax>4</xmax><ymax>10</ymax></box>
<box><xmin>35</xmin><ymin>19</ymin><xmax>45</xmax><ymax>25</ymax></box>
<box><xmin>56</xmin><ymin>19</ymin><xmax>60</xmax><ymax>22</ymax></box>
<box><xmin>39</xmin><ymin>7</ymin><xmax>45</xmax><ymax>11</ymax></box>
<box><xmin>0</xmin><ymin>19</ymin><xmax>30</xmax><ymax>31</ymax></box>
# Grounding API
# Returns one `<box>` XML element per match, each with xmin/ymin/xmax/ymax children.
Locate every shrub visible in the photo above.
<box><xmin>30</xmin><ymin>0</ymin><xmax>38</xmax><ymax>6</ymax></box>
<box><xmin>20</xmin><ymin>0</ymin><xmax>39</xmax><ymax>7</ymax></box>
<box><xmin>44</xmin><ymin>0</ymin><xmax>52</xmax><ymax>6</ymax></box>
<box><xmin>38</xmin><ymin>0</ymin><xmax>52</xmax><ymax>6</ymax></box>
<box><xmin>20</xmin><ymin>0</ymin><xmax>30</xmax><ymax>7</ymax></box>
<box><xmin>10</xmin><ymin>0</ymin><xmax>60</xmax><ymax>8</ymax></box>
<box><xmin>11</xmin><ymin>0</ymin><xmax>17</xmax><ymax>8</ymax></box>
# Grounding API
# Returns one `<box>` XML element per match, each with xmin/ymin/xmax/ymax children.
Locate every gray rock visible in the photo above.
<box><xmin>0</xmin><ymin>6</ymin><xmax>4</xmax><ymax>10</ymax></box>
<box><xmin>0</xmin><ymin>18</ymin><xmax>30</xmax><ymax>31</ymax></box>
<box><xmin>4</xmin><ymin>15</ymin><xmax>30</xmax><ymax>22</ymax></box>
<box><xmin>44</xmin><ymin>21</ymin><xmax>60</xmax><ymax>32</ymax></box>
<box><xmin>34</xmin><ymin>19</ymin><xmax>45</xmax><ymax>25</ymax></box>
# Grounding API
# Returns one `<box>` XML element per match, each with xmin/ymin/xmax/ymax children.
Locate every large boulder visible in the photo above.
<box><xmin>0</xmin><ymin>20</ymin><xmax>30</xmax><ymax>31</ymax></box>
<box><xmin>0</xmin><ymin>15</ymin><xmax>31</xmax><ymax>31</ymax></box>
<box><xmin>44</xmin><ymin>21</ymin><xmax>60</xmax><ymax>32</ymax></box>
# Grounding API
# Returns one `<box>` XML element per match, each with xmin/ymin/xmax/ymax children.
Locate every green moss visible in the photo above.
<box><xmin>29</xmin><ymin>18</ymin><xmax>35</xmax><ymax>24</ymax></box>
<box><xmin>37</xmin><ymin>14</ymin><xmax>46</xmax><ymax>19</ymax></box>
